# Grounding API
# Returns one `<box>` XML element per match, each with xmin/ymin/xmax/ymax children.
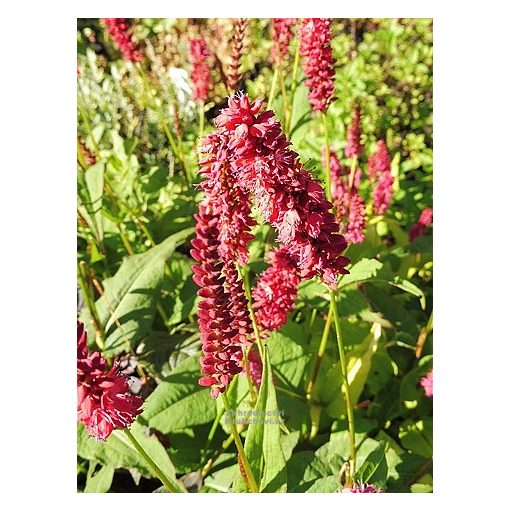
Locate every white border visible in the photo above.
<box><xmin>2</xmin><ymin>2</ymin><xmax>509</xmax><ymax>508</ymax></box>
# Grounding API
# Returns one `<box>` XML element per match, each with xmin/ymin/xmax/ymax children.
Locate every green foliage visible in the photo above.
<box><xmin>234</xmin><ymin>347</ymin><xmax>287</xmax><ymax>493</ymax></box>
<box><xmin>77</xmin><ymin>18</ymin><xmax>432</xmax><ymax>493</ymax></box>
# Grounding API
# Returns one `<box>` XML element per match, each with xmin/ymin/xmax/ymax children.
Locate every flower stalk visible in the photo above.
<box><xmin>221</xmin><ymin>393</ymin><xmax>259</xmax><ymax>493</ymax></box>
<box><xmin>123</xmin><ymin>428</ymin><xmax>184</xmax><ymax>493</ymax></box>
<box><xmin>330</xmin><ymin>289</ymin><xmax>356</xmax><ymax>484</ymax></box>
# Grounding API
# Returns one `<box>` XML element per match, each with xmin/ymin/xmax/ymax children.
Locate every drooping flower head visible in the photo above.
<box><xmin>409</xmin><ymin>207</ymin><xmax>433</xmax><ymax>242</ymax></box>
<box><xmin>271</xmin><ymin>18</ymin><xmax>296</xmax><ymax>64</ymax></box>
<box><xmin>77</xmin><ymin>322</ymin><xmax>143</xmax><ymax>441</ymax></box>
<box><xmin>205</xmin><ymin>94</ymin><xmax>350</xmax><ymax>287</ymax></box>
<box><xmin>299</xmin><ymin>18</ymin><xmax>336</xmax><ymax>113</ymax></box>
<box><xmin>101</xmin><ymin>18</ymin><xmax>144</xmax><ymax>63</ymax></box>
<box><xmin>342</xmin><ymin>483</ymin><xmax>384</xmax><ymax>493</ymax></box>
<box><xmin>345</xmin><ymin>105</ymin><xmax>363</xmax><ymax>159</ymax></box>
<box><xmin>252</xmin><ymin>246</ymin><xmax>301</xmax><ymax>332</ymax></box>
<box><xmin>420</xmin><ymin>369</ymin><xmax>433</xmax><ymax>397</ymax></box>
<box><xmin>189</xmin><ymin>38</ymin><xmax>212</xmax><ymax>102</ymax></box>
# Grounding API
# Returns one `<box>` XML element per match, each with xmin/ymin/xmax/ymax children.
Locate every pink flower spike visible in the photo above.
<box><xmin>299</xmin><ymin>18</ymin><xmax>336</xmax><ymax>113</ymax></box>
<box><xmin>252</xmin><ymin>247</ymin><xmax>301</xmax><ymax>332</ymax></box>
<box><xmin>367</xmin><ymin>140</ymin><xmax>391</xmax><ymax>180</ymax></box>
<box><xmin>101</xmin><ymin>18</ymin><xmax>144</xmax><ymax>63</ymax></box>
<box><xmin>271</xmin><ymin>18</ymin><xmax>296</xmax><ymax>64</ymax></box>
<box><xmin>345</xmin><ymin>105</ymin><xmax>363</xmax><ymax>159</ymax></box>
<box><xmin>189</xmin><ymin>38</ymin><xmax>212</xmax><ymax>102</ymax></box>
<box><xmin>202</xmin><ymin>94</ymin><xmax>349</xmax><ymax>287</ymax></box>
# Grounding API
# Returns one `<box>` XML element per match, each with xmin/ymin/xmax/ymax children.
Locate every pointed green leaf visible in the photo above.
<box><xmin>84</xmin><ymin>464</ymin><xmax>114</xmax><ymax>493</ymax></box>
<box><xmin>234</xmin><ymin>346</ymin><xmax>287</xmax><ymax>493</ymax></box>
<box><xmin>354</xmin><ymin>440</ymin><xmax>388</xmax><ymax>485</ymax></box>
<box><xmin>78</xmin><ymin>161</ymin><xmax>105</xmax><ymax>242</ymax></box>
<box><xmin>320</xmin><ymin>323</ymin><xmax>382</xmax><ymax>419</ymax></box>
<box><xmin>140</xmin><ymin>354</ymin><xmax>216</xmax><ymax>433</ymax></box>
<box><xmin>80</xmin><ymin>228</ymin><xmax>194</xmax><ymax>355</ymax></box>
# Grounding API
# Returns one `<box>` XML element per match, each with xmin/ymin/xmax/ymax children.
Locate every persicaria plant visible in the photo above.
<box><xmin>77</xmin><ymin>17</ymin><xmax>433</xmax><ymax>494</ymax></box>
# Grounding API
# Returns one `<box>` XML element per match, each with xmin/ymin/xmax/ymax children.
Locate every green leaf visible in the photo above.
<box><xmin>354</xmin><ymin>440</ymin><xmax>388</xmax><ymax>485</ymax></box>
<box><xmin>280</xmin><ymin>430</ymin><xmax>301</xmax><ymax>461</ymax></box>
<box><xmin>364</xmin><ymin>284</ymin><xmax>420</xmax><ymax>338</ymax></box>
<box><xmin>388</xmin><ymin>278</ymin><xmax>426</xmax><ymax>309</ymax></box>
<box><xmin>80</xmin><ymin>228</ymin><xmax>194</xmax><ymax>355</ymax></box>
<box><xmin>320</xmin><ymin>323</ymin><xmax>382</xmax><ymax>419</ymax></box>
<box><xmin>399</xmin><ymin>418</ymin><xmax>433</xmax><ymax>458</ymax></box>
<box><xmin>235</xmin><ymin>346</ymin><xmax>287</xmax><ymax>493</ymax></box>
<box><xmin>267</xmin><ymin>320</ymin><xmax>309</xmax><ymax>388</ymax></box>
<box><xmin>78</xmin><ymin>161</ymin><xmax>105</xmax><ymax>242</ymax></box>
<box><xmin>77</xmin><ymin>422</ymin><xmax>185</xmax><ymax>491</ymax></box>
<box><xmin>140</xmin><ymin>354</ymin><xmax>217</xmax><ymax>433</ymax></box>
<box><xmin>84</xmin><ymin>464</ymin><xmax>115</xmax><ymax>493</ymax></box>
<box><xmin>339</xmin><ymin>258</ymin><xmax>385</xmax><ymax>288</ymax></box>
<box><xmin>289</xmin><ymin>75</ymin><xmax>312</xmax><ymax>147</ymax></box>
<box><xmin>338</xmin><ymin>258</ymin><xmax>425</xmax><ymax>309</ymax></box>
<box><xmin>304</xmin><ymin>475</ymin><xmax>340</xmax><ymax>493</ymax></box>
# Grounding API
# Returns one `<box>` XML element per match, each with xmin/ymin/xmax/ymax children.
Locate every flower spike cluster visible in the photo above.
<box><xmin>189</xmin><ymin>38</ymin><xmax>212</xmax><ymax>102</ymax></box>
<box><xmin>101</xmin><ymin>18</ymin><xmax>143</xmax><ymax>62</ymax></box>
<box><xmin>271</xmin><ymin>18</ymin><xmax>296</xmax><ymax>64</ymax></box>
<box><xmin>409</xmin><ymin>207</ymin><xmax>433</xmax><ymax>242</ymax></box>
<box><xmin>367</xmin><ymin>139</ymin><xmax>391</xmax><ymax>180</ymax></box>
<box><xmin>326</xmin><ymin>148</ymin><xmax>366</xmax><ymax>245</ymax></box>
<box><xmin>77</xmin><ymin>322</ymin><xmax>143</xmax><ymax>441</ymax></box>
<box><xmin>345</xmin><ymin>105</ymin><xmax>363</xmax><ymax>158</ymax></box>
<box><xmin>368</xmin><ymin>140</ymin><xmax>394</xmax><ymax>215</ymax></box>
<box><xmin>207</xmin><ymin>94</ymin><xmax>350</xmax><ymax>287</ymax></box>
<box><xmin>199</xmin><ymin>132</ymin><xmax>256</xmax><ymax>265</ymax></box>
<box><xmin>194</xmin><ymin>121</ymin><xmax>256</xmax><ymax>396</ymax></box>
<box><xmin>252</xmin><ymin>246</ymin><xmax>301</xmax><ymax>331</ymax></box>
<box><xmin>299</xmin><ymin>18</ymin><xmax>336</xmax><ymax>112</ymax></box>
<box><xmin>190</xmin><ymin>202</ymin><xmax>248</xmax><ymax>398</ymax></box>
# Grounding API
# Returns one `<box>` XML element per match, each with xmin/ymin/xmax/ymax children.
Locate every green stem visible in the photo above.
<box><xmin>305</xmin><ymin>307</ymin><xmax>333</xmax><ymax>400</ymax></box>
<box><xmin>286</xmin><ymin>42</ymin><xmax>301</xmax><ymax>133</ymax></box>
<box><xmin>123</xmin><ymin>428</ymin><xmax>183</xmax><ymax>493</ymax></box>
<box><xmin>322</xmin><ymin>112</ymin><xmax>332</xmax><ymax>202</ymax></box>
<box><xmin>330</xmin><ymin>289</ymin><xmax>356</xmax><ymax>481</ymax></box>
<box><xmin>221</xmin><ymin>394</ymin><xmax>259</xmax><ymax>493</ymax></box>
<box><xmin>241</xmin><ymin>266</ymin><xmax>264</xmax><ymax>357</ymax></box>
<box><xmin>267</xmin><ymin>66</ymin><xmax>279</xmax><ymax>111</ymax></box>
